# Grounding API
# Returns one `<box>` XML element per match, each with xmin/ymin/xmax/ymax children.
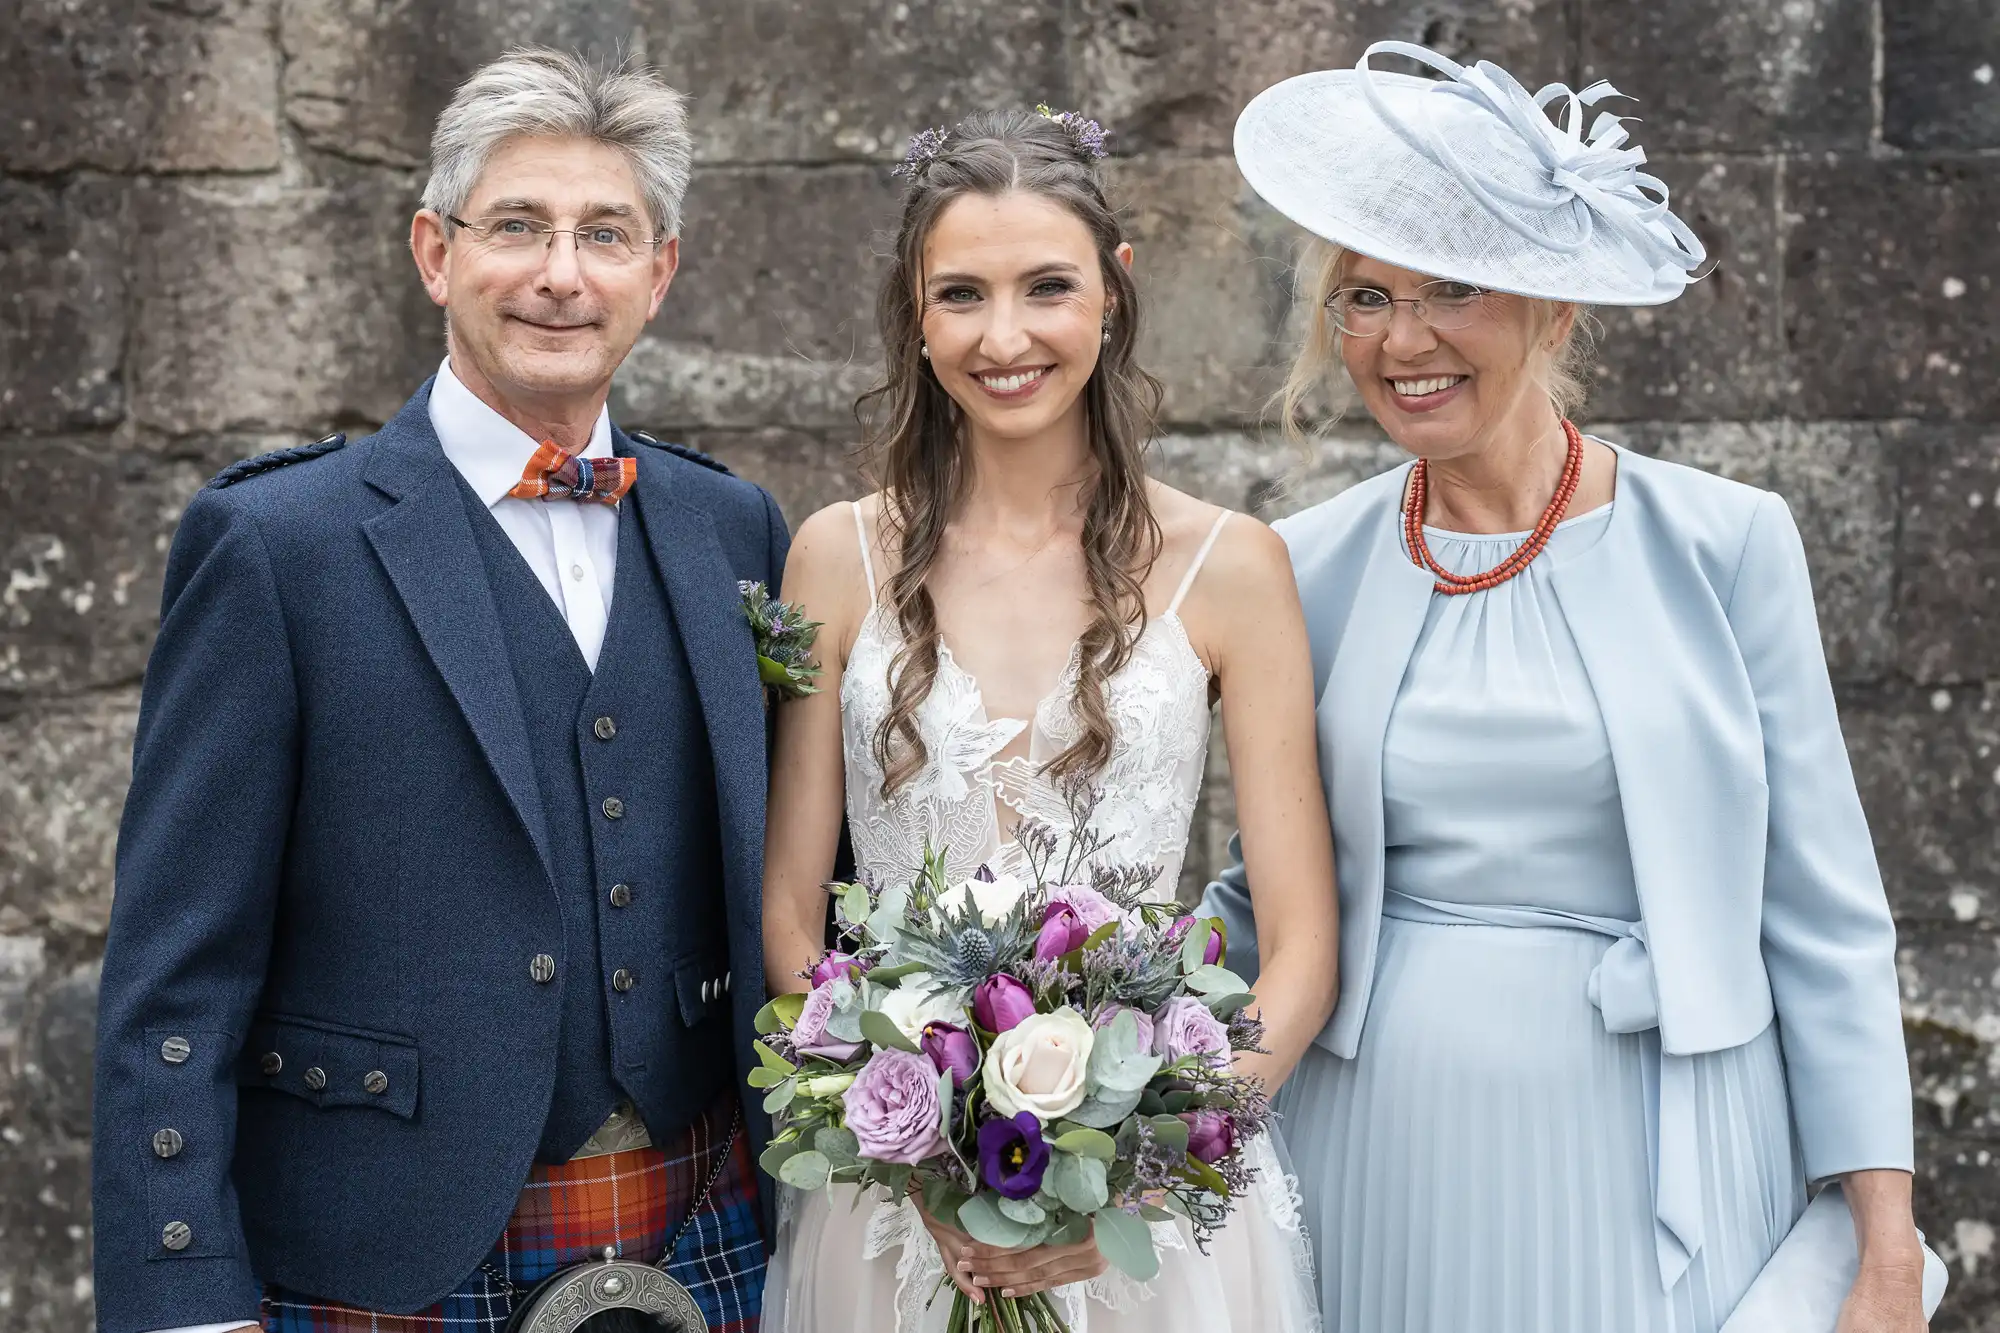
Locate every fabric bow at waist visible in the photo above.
<box><xmin>1382</xmin><ymin>889</ymin><xmax>1699</xmax><ymax>1291</ymax></box>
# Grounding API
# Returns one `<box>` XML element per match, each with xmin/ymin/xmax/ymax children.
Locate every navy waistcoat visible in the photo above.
<box><xmin>459</xmin><ymin>480</ymin><xmax>733</xmax><ymax>1159</ymax></box>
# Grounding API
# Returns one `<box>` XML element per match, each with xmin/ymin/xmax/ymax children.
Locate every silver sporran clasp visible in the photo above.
<box><xmin>504</xmin><ymin>1252</ymin><xmax>707</xmax><ymax>1333</ymax></box>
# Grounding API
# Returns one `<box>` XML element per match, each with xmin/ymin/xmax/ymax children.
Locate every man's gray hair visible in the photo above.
<box><xmin>423</xmin><ymin>47</ymin><xmax>694</xmax><ymax>239</ymax></box>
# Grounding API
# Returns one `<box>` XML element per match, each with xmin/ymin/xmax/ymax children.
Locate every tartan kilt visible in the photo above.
<box><xmin>262</xmin><ymin>1093</ymin><xmax>764</xmax><ymax>1333</ymax></box>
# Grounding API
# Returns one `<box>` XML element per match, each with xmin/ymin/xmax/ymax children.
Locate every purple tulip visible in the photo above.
<box><xmin>977</xmin><ymin>1111</ymin><xmax>1051</xmax><ymax>1199</ymax></box>
<box><xmin>1181</xmin><ymin>1110</ymin><xmax>1236</xmax><ymax>1164</ymax></box>
<box><xmin>792</xmin><ymin>980</ymin><xmax>863</xmax><ymax>1062</ymax></box>
<box><xmin>1166</xmin><ymin>916</ymin><xmax>1225</xmax><ymax>966</ymax></box>
<box><xmin>920</xmin><ymin>1021</ymin><xmax>980</xmax><ymax>1087</ymax></box>
<box><xmin>1091</xmin><ymin>1004</ymin><xmax>1155</xmax><ymax>1054</ymax></box>
<box><xmin>1033</xmin><ymin>903</ymin><xmax>1089</xmax><ymax>962</ymax></box>
<box><xmin>972</xmin><ymin>975</ymin><xmax>1037</xmax><ymax>1033</ymax></box>
<box><xmin>809</xmin><ymin>952</ymin><xmax>867</xmax><ymax>988</ymax></box>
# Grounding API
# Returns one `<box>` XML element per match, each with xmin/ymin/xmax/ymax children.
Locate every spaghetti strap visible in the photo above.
<box><xmin>851</xmin><ymin>501</ymin><xmax>879</xmax><ymax>609</ymax></box>
<box><xmin>1167</xmin><ymin>510</ymin><xmax>1230</xmax><ymax>615</ymax></box>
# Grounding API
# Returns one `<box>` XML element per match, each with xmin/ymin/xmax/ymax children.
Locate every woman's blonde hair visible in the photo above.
<box><xmin>1274</xmin><ymin>240</ymin><xmax>1598</xmax><ymax>442</ymax></box>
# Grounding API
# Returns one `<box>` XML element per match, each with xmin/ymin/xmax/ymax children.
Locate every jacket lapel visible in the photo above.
<box><xmin>1320</xmin><ymin>492</ymin><xmax>1434</xmax><ymax>1055</ymax></box>
<box><xmin>361</xmin><ymin>389</ymin><xmax>555</xmax><ymax>881</ymax></box>
<box><xmin>625</xmin><ymin>444</ymin><xmax>768</xmax><ymax>907</ymax></box>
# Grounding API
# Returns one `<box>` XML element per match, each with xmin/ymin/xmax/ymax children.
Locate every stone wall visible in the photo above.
<box><xmin>2</xmin><ymin>0</ymin><xmax>1995</xmax><ymax>1327</ymax></box>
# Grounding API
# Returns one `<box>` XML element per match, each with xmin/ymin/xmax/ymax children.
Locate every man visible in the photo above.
<box><xmin>92</xmin><ymin>48</ymin><xmax>781</xmax><ymax>1333</ymax></box>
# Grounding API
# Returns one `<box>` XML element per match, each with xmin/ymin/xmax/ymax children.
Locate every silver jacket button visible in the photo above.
<box><xmin>160</xmin><ymin>1037</ymin><xmax>191</xmax><ymax>1065</ymax></box>
<box><xmin>594</xmin><ymin>716</ymin><xmax>617</xmax><ymax>741</ymax></box>
<box><xmin>363</xmin><ymin>1070</ymin><xmax>389</xmax><ymax>1095</ymax></box>
<box><xmin>699</xmin><ymin>979</ymin><xmax>712</xmax><ymax>1003</ymax></box>
<box><xmin>162</xmin><ymin>1221</ymin><xmax>193</xmax><ymax>1251</ymax></box>
<box><xmin>601</xmin><ymin>796</ymin><xmax>625</xmax><ymax>819</ymax></box>
<box><xmin>303</xmin><ymin>1066</ymin><xmax>327</xmax><ymax>1092</ymax></box>
<box><xmin>260</xmin><ymin>1051</ymin><xmax>283</xmax><ymax>1077</ymax></box>
<box><xmin>152</xmin><ymin>1128</ymin><xmax>184</xmax><ymax>1159</ymax></box>
<box><xmin>612</xmin><ymin>969</ymin><xmax>635</xmax><ymax>993</ymax></box>
<box><xmin>531</xmin><ymin>953</ymin><xmax>557</xmax><ymax>984</ymax></box>
<box><xmin>723</xmin><ymin>971</ymin><xmax>733</xmax><ymax>994</ymax></box>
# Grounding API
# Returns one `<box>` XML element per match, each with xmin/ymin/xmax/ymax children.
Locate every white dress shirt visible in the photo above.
<box><xmin>429</xmin><ymin>357</ymin><xmax>622</xmax><ymax>670</ymax></box>
<box><xmin>141</xmin><ymin>365</ymin><xmax>628</xmax><ymax>1333</ymax></box>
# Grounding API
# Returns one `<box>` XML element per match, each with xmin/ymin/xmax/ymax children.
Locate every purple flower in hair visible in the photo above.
<box><xmin>1035</xmin><ymin>104</ymin><xmax>1109</xmax><ymax>159</ymax></box>
<box><xmin>893</xmin><ymin>126</ymin><xmax>951</xmax><ymax>180</ymax></box>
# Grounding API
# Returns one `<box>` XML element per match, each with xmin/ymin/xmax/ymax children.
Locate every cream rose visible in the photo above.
<box><xmin>982</xmin><ymin>1006</ymin><xmax>1095</xmax><ymax>1121</ymax></box>
<box><xmin>874</xmin><ymin>975</ymin><xmax>966</xmax><ymax>1046</ymax></box>
<box><xmin>936</xmin><ymin>873</ymin><xmax>1029</xmax><ymax>925</ymax></box>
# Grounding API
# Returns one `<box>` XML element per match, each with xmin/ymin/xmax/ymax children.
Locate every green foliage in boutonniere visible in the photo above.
<box><xmin>740</xmin><ymin>580</ymin><xmax>823</xmax><ymax>702</ymax></box>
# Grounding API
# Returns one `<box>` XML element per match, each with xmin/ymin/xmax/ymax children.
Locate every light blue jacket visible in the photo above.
<box><xmin>1202</xmin><ymin>444</ymin><xmax>1914</xmax><ymax>1184</ymax></box>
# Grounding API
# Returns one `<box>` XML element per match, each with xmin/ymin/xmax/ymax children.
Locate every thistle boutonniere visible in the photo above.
<box><xmin>740</xmin><ymin>580</ymin><xmax>822</xmax><ymax>704</ymax></box>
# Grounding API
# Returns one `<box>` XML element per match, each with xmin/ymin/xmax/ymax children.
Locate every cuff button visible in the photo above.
<box><xmin>363</xmin><ymin>1070</ymin><xmax>389</xmax><ymax>1095</ymax></box>
<box><xmin>160</xmin><ymin>1037</ymin><xmax>191</xmax><ymax>1065</ymax></box>
<box><xmin>303</xmin><ymin>1066</ymin><xmax>327</xmax><ymax>1092</ymax></box>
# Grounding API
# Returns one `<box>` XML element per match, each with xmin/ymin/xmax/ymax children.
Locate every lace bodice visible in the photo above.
<box><xmin>840</xmin><ymin>502</ymin><xmax>1226</xmax><ymax>901</ymax></box>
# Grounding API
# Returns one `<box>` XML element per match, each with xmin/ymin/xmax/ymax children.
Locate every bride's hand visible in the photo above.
<box><xmin>913</xmin><ymin>1196</ymin><xmax>1108</xmax><ymax>1301</ymax></box>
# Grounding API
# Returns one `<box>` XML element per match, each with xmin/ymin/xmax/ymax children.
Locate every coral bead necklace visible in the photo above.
<box><xmin>1403</xmin><ymin>418</ymin><xmax>1585</xmax><ymax>596</ymax></box>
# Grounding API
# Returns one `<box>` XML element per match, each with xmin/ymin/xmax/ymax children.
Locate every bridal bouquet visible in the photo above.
<box><xmin>753</xmin><ymin>789</ymin><xmax>1273</xmax><ymax>1333</ymax></box>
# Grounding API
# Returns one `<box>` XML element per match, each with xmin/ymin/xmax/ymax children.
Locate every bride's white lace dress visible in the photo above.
<box><xmin>763</xmin><ymin>502</ymin><xmax>1321</xmax><ymax>1333</ymax></box>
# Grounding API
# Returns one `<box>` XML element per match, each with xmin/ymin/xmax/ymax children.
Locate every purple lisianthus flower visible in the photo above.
<box><xmin>792</xmin><ymin>981</ymin><xmax>863</xmax><ymax>1062</ymax></box>
<box><xmin>843</xmin><ymin>1048</ymin><xmax>946</xmax><ymax>1165</ymax></box>
<box><xmin>809</xmin><ymin>952</ymin><xmax>867</xmax><ymax>988</ymax></box>
<box><xmin>920</xmin><ymin>1020</ymin><xmax>979</xmax><ymax>1087</ymax></box>
<box><xmin>1181</xmin><ymin>1109</ymin><xmax>1236</xmax><ymax>1164</ymax></box>
<box><xmin>973</xmin><ymin>975</ymin><xmax>1036</xmax><ymax>1033</ymax></box>
<box><xmin>1165</xmin><ymin>916</ymin><xmax>1224</xmax><ymax>965</ymax></box>
<box><xmin>977</xmin><ymin>1111</ymin><xmax>1051</xmax><ymax>1199</ymax></box>
<box><xmin>1033</xmin><ymin>903</ymin><xmax>1088</xmax><ymax>962</ymax></box>
<box><xmin>1092</xmin><ymin>1004</ymin><xmax>1155</xmax><ymax>1054</ymax></box>
<box><xmin>1153</xmin><ymin>995</ymin><xmax>1231</xmax><ymax>1068</ymax></box>
<box><xmin>1044</xmin><ymin>885</ymin><xmax>1121</xmax><ymax>938</ymax></box>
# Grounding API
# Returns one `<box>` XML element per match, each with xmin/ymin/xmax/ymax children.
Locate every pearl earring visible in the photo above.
<box><xmin>919</xmin><ymin>342</ymin><xmax>930</xmax><ymax>359</ymax></box>
<box><xmin>1101</xmin><ymin>326</ymin><xmax>1112</xmax><ymax>346</ymax></box>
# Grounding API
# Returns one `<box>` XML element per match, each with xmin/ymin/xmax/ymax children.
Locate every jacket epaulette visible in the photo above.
<box><xmin>627</xmin><ymin>429</ymin><xmax>733</xmax><ymax>476</ymax></box>
<box><xmin>208</xmin><ymin>433</ymin><xmax>348</xmax><ymax>490</ymax></box>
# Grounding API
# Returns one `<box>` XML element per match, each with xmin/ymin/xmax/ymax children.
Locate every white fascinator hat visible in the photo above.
<box><xmin>1235</xmin><ymin>41</ymin><xmax>1706</xmax><ymax>306</ymax></box>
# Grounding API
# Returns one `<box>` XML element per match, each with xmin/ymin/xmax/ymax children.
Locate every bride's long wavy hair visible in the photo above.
<box><xmin>859</xmin><ymin>109</ymin><xmax>1165</xmax><ymax>798</ymax></box>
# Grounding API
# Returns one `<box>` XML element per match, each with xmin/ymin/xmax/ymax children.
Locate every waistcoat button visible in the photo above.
<box><xmin>162</xmin><ymin>1221</ymin><xmax>193</xmax><ymax>1251</ymax></box>
<box><xmin>260</xmin><ymin>1051</ymin><xmax>283</xmax><ymax>1077</ymax></box>
<box><xmin>303</xmin><ymin>1066</ymin><xmax>327</xmax><ymax>1092</ymax></box>
<box><xmin>152</xmin><ymin>1128</ymin><xmax>184</xmax><ymax>1159</ymax></box>
<box><xmin>160</xmin><ymin>1037</ymin><xmax>191</xmax><ymax>1065</ymax></box>
<box><xmin>602</xmin><ymin>797</ymin><xmax>624</xmax><ymax>819</ymax></box>
<box><xmin>363</xmin><ymin>1070</ymin><xmax>389</xmax><ymax>1095</ymax></box>
<box><xmin>609</xmin><ymin>884</ymin><xmax>632</xmax><ymax>908</ymax></box>
<box><xmin>531</xmin><ymin>953</ymin><xmax>557</xmax><ymax>984</ymax></box>
<box><xmin>612</xmin><ymin>969</ymin><xmax>635</xmax><ymax>993</ymax></box>
<box><xmin>594</xmin><ymin>716</ymin><xmax>617</xmax><ymax>741</ymax></box>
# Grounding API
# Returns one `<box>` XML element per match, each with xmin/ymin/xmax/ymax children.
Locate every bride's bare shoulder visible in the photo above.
<box><xmin>1143</xmin><ymin>482</ymin><xmax>1290</xmax><ymax>598</ymax></box>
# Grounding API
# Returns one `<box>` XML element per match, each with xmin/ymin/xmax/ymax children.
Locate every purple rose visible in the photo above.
<box><xmin>809</xmin><ymin>952</ymin><xmax>867</xmax><ymax>988</ymax></box>
<box><xmin>792</xmin><ymin>981</ymin><xmax>863</xmax><ymax>1062</ymax></box>
<box><xmin>1166</xmin><ymin>916</ymin><xmax>1224</xmax><ymax>966</ymax></box>
<box><xmin>1181</xmin><ymin>1110</ymin><xmax>1236</xmax><ymax>1164</ymax></box>
<box><xmin>1033</xmin><ymin>904</ymin><xmax>1089</xmax><ymax>962</ymax></box>
<box><xmin>1045</xmin><ymin>885</ymin><xmax>1121</xmax><ymax>938</ymax></box>
<box><xmin>1153</xmin><ymin>996</ymin><xmax>1231</xmax><ymax>1068</ymax></box>
<box><xmin>1092</xmin><ymin>1004</ymin><xmax>1155</xmax><ymax>1054</ymax></box>
<box><xmin>973</xmin><ymin>975</ymin><xmax>1036</xmax><ymax>1033</ymax></box>
<box><xmin>977</xmin><ymin>1111</ymin><xmax>1051</xmax><ymax>1199</ymax></box>
<box><xmin>843</xmin><ymin>1048</ymin><xmax>947</xmax><ymax>1165</ymax></box>
<box><xmin>920</xmin><ymin>1020</ymin><xmax>980</xmax><ymax>1087</ymax></box>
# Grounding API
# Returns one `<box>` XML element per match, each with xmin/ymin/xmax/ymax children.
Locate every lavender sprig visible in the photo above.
<box><xmin>1035</xmin><ymin>104</ymin><xmax>1110</xmax><ymax>160</ymax></box>
<box><xmin>893</xmin><ymin>126</ymin><xmax>951</xmax><ymax>180</ymax></box>
<box><xmin>740</xmin><ymin>579</ymin><xmax>823</xmax><ymax>702</ymax></box>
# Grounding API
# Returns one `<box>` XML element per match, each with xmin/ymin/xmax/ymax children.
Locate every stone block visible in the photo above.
<box><xmin>1150</xmin><ymin>428</ymin><xmax>1406</xmax><ymax>520</ymax></box>
<box><xmin>20</xmin><ymin>963</ymin><xmax>99</xmax><ymax>1139</ymax></box>
<box><xmin>1070</xmin><ymin>0</ymin><xmax>1569</xmax><ymax>155</ymax></box>
<box><xmin>0</xmin><ymin>1139</ymin><xmax>92</xmax><ymax>1332</ymax></box>
<box><xmin>1588</xmin><ymin>158</ymin><xmax>1785</xmax><ymax>423</ymax></box>
<box><xmin>1</xmin><ymin>0</ymin><xmax>280</xmax><ymax>173</ymax></box>
<box><xmin>677</xmin><ymin>428</ymin><xmax>867</xmax><ymax>529</ymax></box>
<box><xmin>642</xmin><ymin>0</ymin><xmax>1066</xmax><ymax>163</ymax></box>
<box><xmin>0</xmin><ymin>180</ymin><xmax>127</xmax><ymax>433</ymax></box>
<box><xmin>639</xmin><ymin>167</ymin><xmax>898</xmax><ymax>429</ymax></box>
<box><xmin>1785</xmin><ymin>158</ymin><xmax>2000</xmax><ymax>421</ymax></box>
<box><xmin>1884</xmin><ymin>0</ymin><xmax>2000</xmax><ymax>150</ymax></box>
<box><xmin>0</xmin><ymin>443</ymin><xmax>232</xmax><ymax>700</ymax></box>
<box><xmin>1609</xmin><ymin>421</ymin><xmax>1897</xmax><ymax>682</ymax></box>
<box><xmin>280</xmin><ymin>0</ymin><xmax>640</xmax><ymax>167</ymax></box>
<box><xmin>129</xmin><ymin>168</ymin><xmax>442</xmax><ymax>435</ymax></box>
<box><xmin>1842</xmin><ymin>684</ymin><xmax>2000</xmax><ymax>931</ymax></box>
<box><xmin>0</xmin><ymin>937</ymin><xmax>49</xmax><ymax>1124</ymax></box>
<box><xmin>0</xmin><ymin>691</ymin><xmax>141</xmax><ymax>945</ymax></box>
<box><xmin>1894</xmin><ymin>423</ymin><xmax>2000</xmax><ymax>685</ymax></box>
<box><xmin>1582</xmin><ymin>0</ymin><xmax>1873</xmax><ymax>152</ymax></box>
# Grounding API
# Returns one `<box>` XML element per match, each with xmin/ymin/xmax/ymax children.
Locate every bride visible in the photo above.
<box><xmin>758</xmin><ymin>107</ymin><xmax>1338</xmax><ymax>1331</ymax></box>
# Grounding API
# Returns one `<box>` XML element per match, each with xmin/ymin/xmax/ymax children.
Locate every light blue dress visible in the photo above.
<box><xmin>1277</xmin><ymin>505</ymin><xmax>1807</xmax><ymax>1332</ymax></box>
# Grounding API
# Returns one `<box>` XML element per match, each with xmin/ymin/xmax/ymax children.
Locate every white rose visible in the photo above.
<box><xmin>873</xmin><ymin>975</ymin><xmax>966</xmax><ymax>1046</ymax></box>
<box><xmin>940</xmin><ymin>873</ymin><xmax>1028</xmax><ymax>925</ymax></box>
<box><xmin>982</xmin><ymin>1007</ymin><xmax>1095</xmax><ymax>1121</ymax></box>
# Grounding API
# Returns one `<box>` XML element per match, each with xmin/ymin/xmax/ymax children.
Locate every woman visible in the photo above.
<box><xmin>1201</xmin><ymin>41</ymin><xmax>1933</xmax><ymax>1333</ymax></box>
<box><xmin>759</xmin><ymin>109</ymin><xmax>1337</xmax><ymax>1331</ymax></box>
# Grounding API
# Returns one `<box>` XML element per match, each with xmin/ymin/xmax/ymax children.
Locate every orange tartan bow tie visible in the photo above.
<box><xmin>506</xmin><ymin>441</ymin><xmax>636</xmax><ymax>505</ymax></box>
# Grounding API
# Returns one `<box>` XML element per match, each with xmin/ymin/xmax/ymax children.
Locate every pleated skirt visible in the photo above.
<box><xmin>1278</xmin><ymin>915</ymin><xmax>1806</xmax><ymax>1333</ymax></box>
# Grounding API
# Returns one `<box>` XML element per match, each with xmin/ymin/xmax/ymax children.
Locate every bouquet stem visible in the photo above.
<box><xmin>946</xmin><ymin>1290</ymin><xmax>1069</xmax><ymax>1333</ymax></box>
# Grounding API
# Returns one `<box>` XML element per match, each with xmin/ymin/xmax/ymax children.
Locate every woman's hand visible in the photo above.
<box><xmin>1836</xmin><ymin>1257</ymin><xmax>1928</xmax><ymax>1332</ymax></box>
<box><xmin>913</xmin><ymin>1196</ymin><xmax>1107</xmax><ymax>1301</ymax></box>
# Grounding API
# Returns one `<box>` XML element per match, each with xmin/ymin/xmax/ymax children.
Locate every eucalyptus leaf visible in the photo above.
<box><xmin>757</xmin><ymin>1137</ymin><xmax>800</xmax><ymax>1179</ymax></box>
<box><xmin>997</xmin><ymin>1196</ymin><xmax>1047</xmax><ymax>1226</ymax></box>
<box><xmin>840</xmin><ymin>882</ymin><xmax>874</xmax><ymax>928</ymax></box>
<box><xmin>1092</xmin><ymin>1206</ymin><xmax>1160</xmax><ymax>1281</ymax></box>
<box><xmin>823</xmin><ymin>977</ymin><xmax>864</xmax><ymax>1042</ymax></box>
<box><xmin>815</xmin><ymin>1126</ymin><xmax>860</xmax><ymax>1168</ymax></box>
<box><xmin>1086</xmin><ymin>1010</ymin><xmax>1161</xmax><ymax>1094</ymax></box>
<box><xmin>1202</xmin><ymin>991</ymin><xmax>1255</xmax><ymax>1017</ymax></box>
<box><xmin>866</xmin><ymin>961</ymin><xmax>930</xmax><ymax>985</ymax></box>
<box><xmin>1051</xmin><ymin>1153</ymin><xmax>1109</xmax><ymax>1214</ymax></box>
<box><xmin>746</xmin><ymin>1067</ymin><xmax>784</xmax><ymax>1090</ymax></box>
<box><xmin>1148</xmin><ymin>1114</ymin><xmax>1190</xmax><ymax>1157</ymax></box>
<box><xmin>778</xmin><ymin>1149</ymin><xmax>831</xmax><ymax>1191</ymax></box>
<box><xmin>936</xmin><ymin>1066</ymin><xmax>955</xmax><ymax>1142</ymax></box>
<box><xmin>871</xmin><ymin>1162</ymin><xmax>913</xmax><ymax>1198</ymax></box>
<box><xmin>1081</xmin><ymin>921</ymin><xmax>1121</xmax><ymax>951</ymax></box>
<box><xmin>1183</xmin><ymin>964</ymin><xmax>1247</xmax><ymax>996</ymax></box>
<box><xmin>1048</xmin><ymin>1213</ymin><xmax>1093</xmax><ymax>1247</ymax></box>
<box><xmin>1064</xmin><ymin>1087</ymin><xmax>1145</xmax><ymax>1129</ymax></box>
<box><xmin>754</xmin><ymin>992</ymin><xmax>806</xmax><ymax>1035</ymax></box>
<box><xmin>922</xmin><ymin>1178</ymin><xmax>969</xmax><ymax>1231</ymax></box>
<box><xmin>859</xmin><ymin>1009</ymin><xmax>921</xmax><ymax>1053</ymax></box>
<box><xmin>762</xmin><ymin>1079</ymin><xmax>796</xmax><ymax>1114</ymax></box>
<box><xmin>1051</xmin><ymin>1127</ymin><xmax>1117</xmax><ymax>1160</ymax></box>
<box><xmin>957</xmin><ymin>1193</ymin><xmax>1034</xmax><ymax>1249</ymax></box>
<box><xmin>1138</xmin><ymin>1202</ymin><xmax>1178</xmax><ymax>1222</ymax></box>
<box><xmin>755</xmin><ymin>1042</ymin><xmax>798</xmax><ymax>1074</ymax></box>
<box><xmin>1178</xmin><ymin>918</ymin><xmax>1213</xmax><ymax>973</ymax></box>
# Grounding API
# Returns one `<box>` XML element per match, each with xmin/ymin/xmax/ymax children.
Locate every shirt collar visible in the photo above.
<box><xmin>427</xmin><ymin>358</ymin><xmax>614</xmax><ymax>508</ymax></box>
